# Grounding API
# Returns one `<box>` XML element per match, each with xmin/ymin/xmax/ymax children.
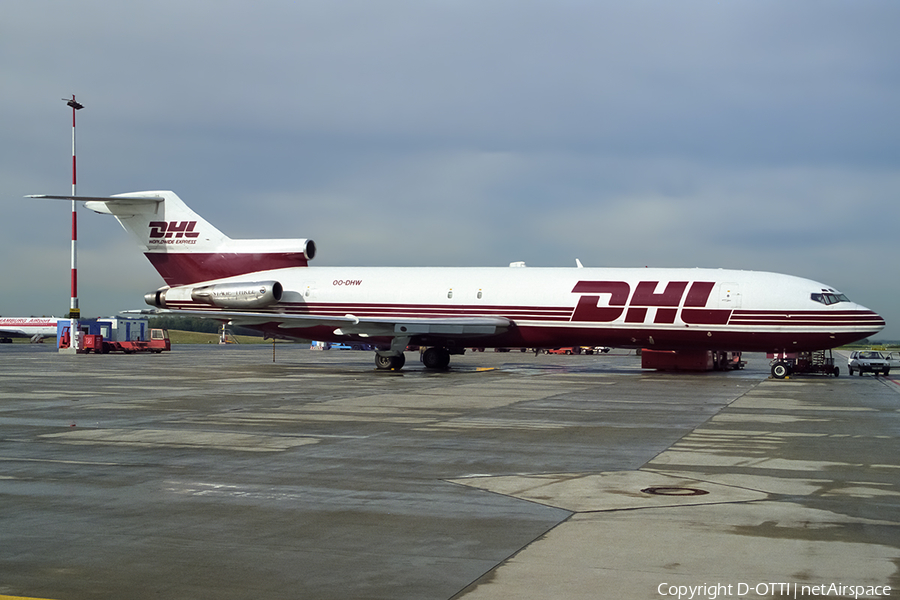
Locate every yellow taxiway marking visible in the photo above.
<box><xmin>1</xmin><ymin>596</ymin><xmax>58</xmax><ymax>600</ymax></box>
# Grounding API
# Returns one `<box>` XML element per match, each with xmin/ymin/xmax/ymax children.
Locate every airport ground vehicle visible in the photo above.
<box><xmin>59</xmin><ymin>326</ymin><xmax>170</xmax><ymax>354</ymax></box>
<box><xmin>311</xmin><ymin>341</ymin><xmax>374</xmax><ymax>350</ymax></box>
<box><xmin>847</xmin><ymin>350</ymin><xmax>891</xmax><ymax>376</ymax></box>
<box><xmin>544</xmin><ymin>346</ymin><xmax>611</xmax><ymax>355</ymax></box>
<box><xmin>546</xmin><ymin>347</ymin><xmax>578</xmax><ymax>355</ymax></box>
<box><xmin>888</xmin><ymin>352</ymin><xmax>900</xmax><ymax>369</ymax></box>
<box><xmin>769</xmin><ymin>350</ymin><xmax>840</xmax><ymax>379</ymax></box>
<box><xmin>58</xmin><ymin>318</ymin><xmax>170</xmax><ymax>354</ymax></box>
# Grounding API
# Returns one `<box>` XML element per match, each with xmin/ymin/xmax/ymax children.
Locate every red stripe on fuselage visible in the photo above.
<box><xmin>163</xmin><ymin>300</ymin><xmax>882</xmax><ymax>336</ymax></box>
<box><xmin>166</xmin><ymin>301</ymin><xmax>574</xmax><ymax>322</ymax></box>
<box><xmin>728</xmin><ymin>310</ymin><xmax>885</xmax><ymax>327</ymax></box>
<box><xmin>164</xmin><ymin>297</ymin><xmax>882</xmax><ymax>352</ymax></box>
<box><xmin>291</xmin><ymin>302</ymin><xmax>573</xmax><ymax>320</ymax></box>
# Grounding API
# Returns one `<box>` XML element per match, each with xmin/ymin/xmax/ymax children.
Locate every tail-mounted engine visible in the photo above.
<box><xmin>145</xmin><ymin>281</ymin><xmax>284</xmax><ymax>309</ymax></box>
<box><xmin>191</xmin><ymin>281</ymin><xmax>284</xmax><ymax>308</ymax></box>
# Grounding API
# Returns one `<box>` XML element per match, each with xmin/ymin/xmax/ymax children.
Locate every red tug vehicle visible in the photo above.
<box><xmin>58</xmin><ymin>317</ymin><xmax>170</xmax><ymax>354</ymax></box>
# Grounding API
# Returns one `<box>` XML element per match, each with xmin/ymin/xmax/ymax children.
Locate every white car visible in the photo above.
<box><xmin>847</xmin><ymin>350</ymin><xmax>891</xmax><ymax>376</ymax></box>
<box><xmin>886</xmin><ymin>352</ymin><xmax>900</xmax><ymax>369</ymax></box>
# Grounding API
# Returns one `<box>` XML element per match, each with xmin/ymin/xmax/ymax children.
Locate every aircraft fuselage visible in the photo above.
<box><xmin>151</xmin><ymin>265</ymin><xmax>884</xmax><ymax>353</ymax></box>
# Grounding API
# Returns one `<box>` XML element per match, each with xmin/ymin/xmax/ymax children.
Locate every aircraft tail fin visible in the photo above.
<box><xmin>29</xmin><ymin>191</ymin><xmax>316</xmax><ymax>286</ymax></box>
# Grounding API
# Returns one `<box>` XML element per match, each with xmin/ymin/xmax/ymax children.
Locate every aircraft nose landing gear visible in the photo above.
<box><xmin>771</xmin><ymin>361</ymin><xmax>792</xmax><ymax>379</ymax></box>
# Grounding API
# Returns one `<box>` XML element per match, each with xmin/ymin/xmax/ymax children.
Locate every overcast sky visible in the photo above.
<box><xmin>2</xmin><ymin>1</ymin><xmax>898</xmax><ymax>339</ymax></box>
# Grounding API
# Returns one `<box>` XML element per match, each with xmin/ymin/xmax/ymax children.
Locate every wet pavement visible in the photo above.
<box><xmin>0</xmin><ymin>345</ymin><xmax>897</xmax><ymax>599</ymax></box>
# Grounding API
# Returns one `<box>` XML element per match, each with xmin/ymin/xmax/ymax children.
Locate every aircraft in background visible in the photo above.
<box><xmin>0</xmin><ymin>317</ymin><xmax>59</xmax><ymax>343</ymax></box>
<box><xmin>29</xmin><ymin>191</ymin><xmax>885</xmax><ymax>370</ymax></box>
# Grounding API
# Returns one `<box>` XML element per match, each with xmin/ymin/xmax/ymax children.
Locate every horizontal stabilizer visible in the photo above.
<box><xmin>27</xmin><ymin>194</ymin><xmax>163</xmax><ymax>203</ymax></box>
<box><xmin>27</xmin><ymin>194</ymin><xmax>163</xmax><ymax>216</ymax></box>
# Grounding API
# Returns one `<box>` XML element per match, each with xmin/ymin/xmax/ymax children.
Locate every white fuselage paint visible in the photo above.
<box><xmin>154</xmin><ymin>265</ymin><xmax>884</xmax><ymax>352</ymax></box>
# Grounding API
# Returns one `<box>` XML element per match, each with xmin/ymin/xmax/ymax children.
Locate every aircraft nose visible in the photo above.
<box><xmin>853</xmin><ymin>302</ymin><xmax>886</xmax><ymax>331</ymax></box>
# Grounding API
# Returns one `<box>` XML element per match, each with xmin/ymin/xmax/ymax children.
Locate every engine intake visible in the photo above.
<box><xmin>191</xmin><ymin>281</ymin><xmax>284</xmax><ymax>308</ymax></box>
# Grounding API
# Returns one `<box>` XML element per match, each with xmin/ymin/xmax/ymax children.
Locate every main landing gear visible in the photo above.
<box><xmin>374</xmin><ymin>346</ymin><xmax>453</xmax><ymax>371</ymax></box>
<box><xmin>375</xmin><ymin>353</ymin><xmax>406</xmax><ymax>370</ymax></box>
<box><xmin>420</xmin><ymin>347</ymin><xmax>451</xmax><ymax>370</ymax></box>
<box><xmin>375</xmin><ymin>336</ymin><xmax>409</xmax><ymax>371</ymax></box>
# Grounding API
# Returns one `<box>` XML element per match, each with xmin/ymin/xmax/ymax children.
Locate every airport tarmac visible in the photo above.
<box><xmin>0</xmin><ymin>345</ymin><xmax>898</xmax><ymax>600</ymax></box>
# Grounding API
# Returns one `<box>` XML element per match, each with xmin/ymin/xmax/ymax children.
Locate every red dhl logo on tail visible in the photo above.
<box><xmin>571</xmin><ymin>281</ymin><xmax>729</xmax><ymax>325</ymax></box>
<box><xmin>149</xmin><ymin>221</ymin><xmax>200</xmax><ymax>239</ymax></box>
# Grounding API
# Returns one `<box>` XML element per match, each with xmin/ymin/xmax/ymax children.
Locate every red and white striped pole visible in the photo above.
<box><xmin>65</xmin><ymin>95</ymin><xmax>83</xmax><ymax>351</ymax></box>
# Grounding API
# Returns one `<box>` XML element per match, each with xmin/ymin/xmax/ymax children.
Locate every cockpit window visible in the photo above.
<box><xmin>810</xmin><ymin>292</ymin><xmax>850</xmax><ymax>306</ymax></box>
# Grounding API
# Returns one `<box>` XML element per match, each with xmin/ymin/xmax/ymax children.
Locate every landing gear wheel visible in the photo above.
<box><xmin>375</xmin><ymin>353</ymin><xmax>406</xmax><ymax>370</ymax></box>
<box><xmin>421</xmin><ymin>347</ymin><xmax>451</xmax><ymax>370</ymax></box>
<box><xmin>771</xmin><ymin>361</ymin><xmax>791</xmax><ymax>379</ymax></box>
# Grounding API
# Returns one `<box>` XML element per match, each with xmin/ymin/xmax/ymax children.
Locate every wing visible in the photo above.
<box><xmin>154</xmin><ymin>309</ymin><xmax>511</xmax><ymax>339</ymax></box>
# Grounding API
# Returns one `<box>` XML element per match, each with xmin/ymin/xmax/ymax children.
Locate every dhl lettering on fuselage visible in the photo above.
<box><xmin>571</xmin><ymin>281</ymin><xmax>730</xmax><ymax>325</ymax></box>
<box><xmin>148</xmin><ymin>221</ymin><xmax>200</xmax><ymax>244</ymax></box>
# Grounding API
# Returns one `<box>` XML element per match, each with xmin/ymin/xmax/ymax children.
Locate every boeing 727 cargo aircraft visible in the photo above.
<box><xmin>29</xmin><ymin>191</ymin><xmax>885</xmax><ymax>370</ymax></box>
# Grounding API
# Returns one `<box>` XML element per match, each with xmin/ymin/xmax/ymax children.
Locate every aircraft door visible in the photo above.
<box><xmin>718</xmin><ymin>283</ymin><xmax>741</xmax><ymax>308</ymax></box>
